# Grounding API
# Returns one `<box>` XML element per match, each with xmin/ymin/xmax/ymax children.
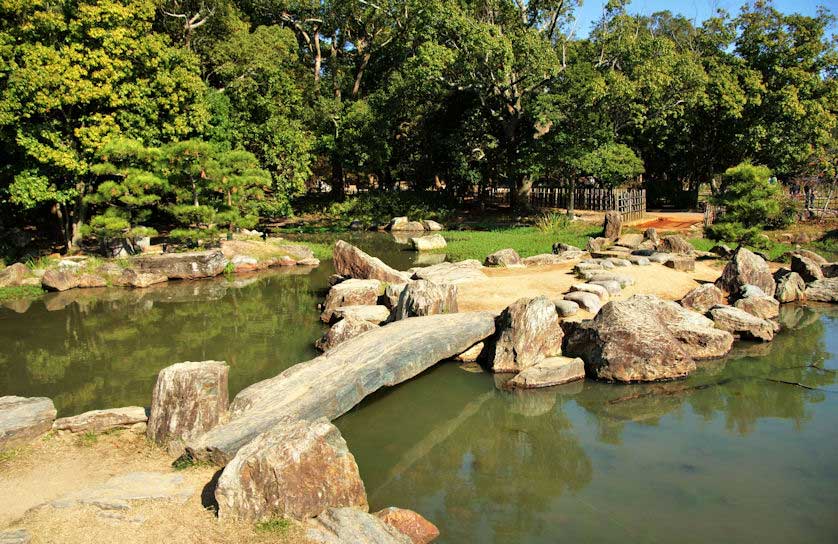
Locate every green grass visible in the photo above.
<box><xmin>433</xmin><ymin>224</ymin><xmax>600</xmax><ymax>262</ymax></box>
<box><xmin>0</xmin><ymin>285</ymin><xmax>45</xmax><ymax>302</ymax></box>
<box><xmin>255</xmin><ymin>518</ymin><xmax>293</xmax><ymax>534</ymax></box>
<box><xmin>0</xmin><ymin>446</ymin><xmax>25</xmax><ymax>465</ymax></box>
<box><xmin>172</xmin><ymin>455</ymin><xmax>215</xmax><ymax>471</ymax></box>
<box><xmin>76</xmin><ymin>431</ymin><xmax>98</xmax><ymax>447</ymax></box>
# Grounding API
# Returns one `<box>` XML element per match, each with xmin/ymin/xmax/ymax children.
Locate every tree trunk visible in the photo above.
<box><xmin>568</xmin><ymin>177</ymin><xmax>576</xmax><ymax>216</ymax></box>
<box><xmin>192</xmin><ymin>179</ymin><xmax>199</xmax><ymax>207</ymax></box>
<box><xmin>331</xmin><ymin>154</ymin><xmax>345</xmax><ymax>201</ymax></box>
<box><xmin>352</xmin><ymin>51</ymin><xmax>371</xmax><ymax>98</ymax></box>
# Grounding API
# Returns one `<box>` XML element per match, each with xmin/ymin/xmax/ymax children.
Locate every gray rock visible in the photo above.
<box><xmin>570</xmin><ymin>283</ymin><xmax>609</xmax><ymax>301</ymax></box>
<box><xmin>383</xmin><ymin>283</ymin><xmax>408</xmax><ymax>309</ymax></box>
<box><xmin>523</xmin><ymin>253</ymin><xmax>582</xmax><ymax>266</ymax></box>
<box><xmin>664</xmin><ymin>256</ymin><xmax>696</xmax><ymax>272</ymax></box>
<box><xmin>484</xmin><ymin>248</ymin><xmax>522</xmax><ymax>267</ymax></box>
<box><xmin>322</xmin><ymin>279</ymin><xmax>383</xmax><ymax>323</ymax></box>
<box><xmin>603</xmin><ymin>211</ymin><xmax>622</xmax><ymax>240</ymax></box>
<box><xmin>186</xmin><ymin>312</ymin><xmax>496</xmax><ymax>465</ymax></box>
<box><xmin>506</xmin><ymin>357</ymin><xmax>585</xmax><ymax>389</ymax></box>
<box><xmin>574</xmin><ymin>262</ymin><xmax>603</xmax><ymax>275</ymax></box>
<box><xmin>315</xmin><ymin>317</ymin><xmax>379</xmax><ymax>352</ymax></box>
<box><xmin>411</xmin><ymin>260</ymin><xmax>486</xmax><ymax>285</ymax></box>
<box><xmin>392</xmin><ymin>280</ymin><xmax>457</xmax><ymax>320</ymax></box>
<box><xmin>739</xmin><ymin>284</ymin><xmax>767</xmax><ymax>298</ymax></box>
<box><xmin>554</xmin><ymin>299</ymin><xmax>579</xmax><ymax>317</ymax></box>
<box><xmin>215</xmin><ymin>419</ymin><xmax>367</xmax><ymax>522</ymax></box>
<box><xmin>0</xmin><ymin>529</ymin><xmax>30</xmax><ymax>544</ymax></box>
<box><xmin>489</xmin><ymin>297</ymin><xmax>563</xmax><ymax>373</ymax></box>
<box><xmin>805</xmin><ymin>278</ymin><xmax>838</xmax><ymax>302</ymax></box>
<box><xmin>588</xmin><ymin>280</ymin><xmax>621</xmax><ymax>295</ymax></box>
<box><xmin>147</xmin><ymin>361</ymin><xmax>229</xmax><ymax>454</ymax></box>
<box><xmin>410</xmin><ymin>234</ymin><xmax>446</xmax><ymax>251</ymax></box>
<box><xmin>734</xmin><ymin>293</ymin><xmax>780</xmax><ymax>320</ymax></box>
<box><xmin>647</xmin><ymin>253</ymin><xmax>671</xmax><ymax>263</ymax></box>
<box><xmin>455</xmin><ymin>342</ymin><xmax>484</xmax><ymax>362</ymax></box>
<box><xmin>791</xmin><ymin>254</ymin><xmax>824</xmax><ymax>283</ymax></box>
<box><xmin>333</xmin><ymin>241</ymin><xmax>411</xmax><ymax>283</ymax></box>
<box><xmin>306</xmin><ymin>507</ymin><xmax>412</xmax><ymax>544</ymax></box>
<box><xmin>680</xmin><ymin>284</ymin><xmax>723</xmax><ymax>314</ymax></box>
<box><xmin>606</xmin><ymin>258</ymin><xmax>631</xmax><ymax>267</ymax></box>
<box><xmin>625</xmin><ymin>255</ymin><xmax>651</xmax><ymax>266</ymax></box>
<box><xmin>715</xmin><ymin>247</ymin><xmax>776</xmax><ymax>298</ymax></box>
<box><xmin>582</xmin><ymin>272</ymin><xmax>634</xmax><ymax>288</ymax></box>
<box><xmin>563</xmin><ymin>291</ymin><xmax>602</xmax><ymax>313</ymax></box>
<box><xmin>0</xmin><ymin>396</ymin><xmax>56</xmax><ymax>450</ymax></box>
<box><xmin>708</xmin><ymin>306</ymin><xmax>775</xmax><ymax>342</ymax></box>
<box><xmin>332</xmin><ymin>305</ymin><xmax>391</xmax><ymax>325</ymax></box>
<box><xmin>132</xmin><ymin>250</ymin><xmax>226</xmax><ymax>280</ymax></box>
<box><xmin>53</xmin><ymin>407</ymin><xmax>147</xmax><ymax>434</ymax></box>
<box><xmin>643</xmin><ymin>228</ymin><xmax>659</xmax><ymax>245</ymax></box>
<box><xmin>46</xmin><ymin>472</ymin><xmax>192</xmax><ymax>511</ymax></box>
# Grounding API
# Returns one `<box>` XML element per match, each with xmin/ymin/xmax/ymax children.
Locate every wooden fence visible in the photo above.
<box><xmin>528</xmin><ymin>186</ymin><xmax>647</xmax><ymax>221</ymax></box>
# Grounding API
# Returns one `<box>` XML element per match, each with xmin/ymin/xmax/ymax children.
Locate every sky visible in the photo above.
<box><xmin>572</xmin><ymin>0</ymin><xmax>838</xmax><ymax>37</ymax></box>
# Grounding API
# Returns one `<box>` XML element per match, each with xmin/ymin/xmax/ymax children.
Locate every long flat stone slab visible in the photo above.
<box><xmin>187</xmin><ymin>312</ymin><xmax>496</xmax><ymax>465</ymax></box>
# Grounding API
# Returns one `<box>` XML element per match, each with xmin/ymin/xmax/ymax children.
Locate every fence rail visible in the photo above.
<box><xmin>528</xmin><ymin>186</ymin><xmax>646</xmax><ymax>221</ymax></box>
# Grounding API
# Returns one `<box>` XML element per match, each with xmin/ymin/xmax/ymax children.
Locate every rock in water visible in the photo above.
<box><xmin>316</xmin><ymin>317</ymin><xmax>379</xmax><ymax>352</ymax></box>
<box><xmin>506</xmin><ymin>357</ymin><xmax>585</xmax><ymax>389</ymax></box>
<box><xmin>0</xmin><ymin>396</ymin><xmax>56</xmax><ymax>450</ymax></box>
<box><xmin>410</xmin><ymin>234</ymin><xmax>447</xmax><ymax>251</ymax></box>
<box><xmin>333</xmin><ymin>240</ymin><xmax>411</xmax><ymax>283</ymax></box>
<box><xmin>41</xmin><ymin>270</ymin><xmax>80</xmax><ymax>292</ymax></box>
<box><xmin>215</xmin><ymin>419</ymin><xmax>367</xmax><ymax>522</ymax></box>
<box><xmin>658</xmin><ymin>235</ymin><xmax>693</xmax><ymax>254</ymax></box>
<box><xmin>484</xmin><ymin>248</ymin><xmax>522</xmax><ymax>267</ymax></box>
<box><xmin>392</xmin><ymin>280</ymin><xmax>457</xmax><ymax>320</ymax></box>
<box><xmin>53</xmin><ymin>406</ymin><xmax>147</xmax><ymax>434</ymax></box>
<box><xmin>708</xmin><ymin>306</ymin><xmax>775</xmax><ymax>341</ymax></box>
<box><xmin>374</xmin><ymin>508</ymin><xmax>440</xmax><ymax>544</ymax></box>
<box><xmin>805</xmin><ymin>278</ymin><xmax>838</xmax><ymax>302</ymax></box>
<box><xmin>147</xmin><ymin>361</ymin><xmax>229</xmax><ymax>454</ymax></box>
<box><xmin>680</xmin><ymin>284</ymin><xmax>724</xmax><ymax>314</ymax></box>
<box><xmin>774</xmin><ymin>270</ymin><xmax>805</xmax><ymax>303</ymax></box>
<box><xmin>321</xmin><ymin>279</ymin><xmax>383</xmax><ymax>322</ymax></box>
<box><xmin>306</xmin><ymin>508</ymin><xmax>412</xmax><ymax>544</ymax></box>
<box><xmin>715</xmin><ymin>247</ymin><xmax>776</xmax><ymax>298</ymax></box>
<box><xmin>790</xmin><ymin>254</ymin><xmax>824</xmax><ymax>283</ymax></box>
<box><xmin>391</xmin><ymin>220</ymin><xmax>425</xmax><ymax>232</ymax></box>
<box><xmin>489</xmin><ymin>297</ymin><xmax>563</xmax><ymax>373</ymax></box>
<box><xmin>133</xmin><ymin>250</ymin><xmax>226</xmax><ymax>279</ymax></box>
<box><xmin>564</xmin><ymin>295</ymin><xmax>734</xmax><ymax>382</ymax></box>
<box><xmin>187</xmin><ymin>313</ymin><xmax>496</xmax><ymax>465</ymax></box>
<box><xmin>603</xmin><ymin>211</ymin><xmax>622</xmax><ymax>240</ymax></box>
<box><xmin>734</xmin><ymin>286</ymin><xmax>780</xmax><ymax>319</ymax></box>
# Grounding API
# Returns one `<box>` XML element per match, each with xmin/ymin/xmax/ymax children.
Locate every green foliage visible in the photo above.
<box><xmin>534</xmin><ymin>212</ymin><xmax>572</xmax><ymax>234</ymax></box>
<box><xmin>255</xmin><ymin>518</ymin><xmax>293</xmax><ymax>534</ymax></box>
<box><xmin>575</xmin><ymin>144</ymin><xmax>645</xmax><ymax>187</ymax></box>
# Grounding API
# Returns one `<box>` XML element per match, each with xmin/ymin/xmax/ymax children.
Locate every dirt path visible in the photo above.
<box><xmin>458</xmin><ymin>259</ymin><xmax>723</xmax><ymax>316</ymax></box>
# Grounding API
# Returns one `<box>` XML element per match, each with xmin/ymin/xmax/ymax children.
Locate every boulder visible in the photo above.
<box><xmin>332</xmin><ymin>305</ymin><xmax>391</xmax><ymax>325</ymax></box>
<box><xmin>664</xmin><ymin>256</ymin><xmax>696</xmax><ymax>272</ymax></box>
<box><xmin>373</xmin><ymin>508</ymin><xmax>440</xmax><ymax>544</ymax></box>
<box><xmin>680</xmin><ymin>284</ymin><xmax>724</xmax><ymax>314</ymax></box>
<box><xmin>586</xmin><ymin>237</ymin><xmax>611</xmax><ymax>252</ymax></box>
<box><xmin>805</xmin><ymin>278</ymin><xmax>838</xmax><ymax>302</ymax></box>
<box><xmin>715</xmin><ymin>247</ymin><xmax>776</xmax><ymax>298</ymax></box>
<box><xmin>411</xmin><ymin>260</ymin><xmax>486</xmax><ymax>285</ymax></box>
<box><xmin>0</xmin><ymin>263</ymin><xmax>29</xmax><ymax>288</ymax></box>
<box><xmin>53</xmin><ymin>406</ymin><xmax>147</xmax><ymax>434</ymax></box>
<box><xmin>77</xmin><ymin>273</ymin><xmax>107</xmax><ymax>288</ymax></box>
<box><xmin>147</xmin><ymin>361</ymin><xmax>229</xmax><ymax>454</ymax></box>
<box><xmin>570</xmin><ymin>283</ymin><xmax>609</xmax><ymax>301</ymax></box>
<box><xmin>658</xmin><ymin>235</ymin><xmax>693</xmax><ymax>254</ymax></box>
<box><xmin>708</xmin><ymin>306</ymin><xmax>775</xmax><ymax>341</ymax></box>
<box><xmin>186</xmin><ymin>312</ymin><xmax>496</xmax><ymax>465</ymax></box>
<box><xmin>484</xmin><ymin>248</ymin><xmax>522</xmax><ymax>267</ymax></box>
<box><xmin>41</xmin><ymin>269</ymin><xmax>80</xmax><ymax>292</ymax></box>
<box><xmin>562</xmin><ymin>291</ymin><xmax>602</xmax><ymax>313</ymax></box>
<box><xmin>774</xmin><ymin>270</ymin><xmax>806</xmax><ymax>303</ymax></box>
<box><xmin>603</xmin><ymin>211</ymin><xmax>622</xmax><ymax>240</ymax></box>
<box><xmin>306</xmin><ymin>507</ymin><xmax>412</xmax><ymax>544</ymax></box>
<box><xmin>564</xmin><ymin>295</ymin><xmax>734</xmax><ymax>382</ymax></box>
<box><xmin>506</xmin><ymin>356</ymin><xmax>585</xmax><ymax>389</ymax></box>
<box><xmin>615</xmin><ymin>233</ymin><xmax>644</xmax><ymax>249</ymax></box>
<box><xmin>588</xmin><ymin>279</ymin><xmax>621</xmax><ymax>295</ymax></box>
<box><xmin>47</xmin><ymin>471</ymin><xmax>193</xmax><ymax>511</ymax></box>
<box><xmin>0</xmin><ymin>529</ymin><xmax>30</xmax><ymax>544</ymax></box>
<box><xmin>392</xmin><ymin>280</ymin><xmax>457</xmax><ymax>320</ymax></box>
<box><xmin>133</xmin><ymin>250</ymin><xmax>226</xmax><ymax>280</ymax></box>
<box><xmin>554</xmin><ymin>299</ymin><xmax>579</xmax><ymax>317</ymax></box>
<box><xmin>316</xmin><ymin>317</ymin><xmax>379</xmax><ymax>352</ymax></box>
<box><xmin>0</xmin><ymin>396</ymin><xmax>56</xmax><ymax>450</ymax></box>
<box><xmin>322</xmin><ymin>279</ymin><xmax>382</xmax><ymax>323</ymax></box>
<box><xmin>421</xmin><ymin>220</ymin><xmax>444</xmax><ymax>231</ymax></box>
<box><xmin>334</xmin><ymin>241</ymin><xmax>411</xmax><ymax>283</ymax></box>
<box><xmin>790</xmin><ymin>254</ymin><xmax>824</xmax><ymax>283</ymax></box>
<box><xmin>215</xmin><ymin>418</ymin><xmax>367</xmax><ymax>522</ymax></box>
<box><xmin>410</xmin><ymin>234</ymin><xmax>446</xmax><ymax>251</ymax></box>
<box><xmin>643</xmin><ymin>228</ymin><xmax>659</xmax><ymax>246</ymax></box>
<box><xmin>455</xmin><ymin>342</ymin><xmax>484</xmax><ymax>363</ymax></box>
<box><xmin>383</xmin><ymin>283</ymin><xmax>408</xmax><ymax>309</ymax></box>
<box><xmin>391</xmin><ymin>221</ymin><xmax>425</xmax><ymax>232</ymax></box>
<box><xmin>734</xmin><ymin>292</ymin><xmax>780</xmax><ymax>320</ymax></box>
<box><xmin>488</xmin><ymin>297</ymin><xmax>563</xmax><ymax>373</ymax></box>
<box><xmin>792</xmin><ymin>249</ymin><xmax>828</xmax><ymax>265</ymax></box>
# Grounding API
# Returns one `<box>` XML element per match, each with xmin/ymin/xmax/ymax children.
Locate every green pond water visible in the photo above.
<box><xmin>1</xmin><ymin>233</ymin><xmax>837</xmax><ymax>543</ymax></box>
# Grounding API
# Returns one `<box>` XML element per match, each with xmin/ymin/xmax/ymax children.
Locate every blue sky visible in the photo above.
<box><xmin>572</xmin><ymin>0</ymin><xmax>837</xmax><ymax>37</ymax></box>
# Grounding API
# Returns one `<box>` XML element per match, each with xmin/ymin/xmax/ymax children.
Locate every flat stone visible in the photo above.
<box><xmin>484</xmin><ymin>248</ymin><xmax>522</xmax><ymax>267</ymax></box>
<box><xmin>625</xmin><ymin>255</ymin><xmax>650</xmax><ymax>266</ymax></box>
<box><xmin>506</xmin><ymin>357</ymin><xmax>585</xmax><ymax>389</ymax></box>
<box><xmin>322</xmin><ymin>279</ymin><xmax>383</xmax><ymax>323</ymax></box>
<box><xmin>563</xmin><ymin>291</ymin><xmax>602</xmax><ymax>313</ymax></box>
<box><xmin>582</xmin><ymin>272</ymin><xmax>634</xmax><ymax>288</ymax></box>
<box><xmin>333</xmin><ymin>241</ymin><xmax>411</xmax><ymax>283</ymax></box>
<box><xmin>316</xmin><ymin>317</ymin><xmax>379</xmax><ymax>352</ymax></box>
<box><xmin>523</xmin><ymin>253</ymin><xmax>582</xmax><ymax>266</ymax></box>
<box><xmin>647</xmin><ymin>253</ymin><xmax>670</xmax><ymax>263</ymax></box>
<box><xmin>186</xmin><ymin>312</ymin><xmax>496</xmax><ymax>465</ymax></box>
<box><xmin>0</xmin><ymin>396</ymin><xmax>56</xmax><ymax>450</ymax></box>
<box><xmin>46</xmin><ymin>472</ymin><xmax>193</xmax><ymax>510</ymax></box>
<box><xmin>53</xmin><ymin>407</ymin><xmax>147</xmax><ymax>434</ymax></box>
<box><xmin>374</xmin><ymin>508</ymin><xmax>440</xmax><ymax>544</ymax></box>
<box><xmin>410</xmin><ymin>234</ymin><xmax>446</xmax><ymax>251</ymax></box>
<box><xmin>0</xmin><ymin>529</ymin><xmax>31</xmax><ymax>544</ymax></box>
<box><xmin>805</xmin><ymin>278</ymin><xmax>838</xmax><ymax>302</ymax></box>
<box><xmin>554</xmin><ymin>298</ymin><xmax>580</xmax><ymax>317</ymax></box>
<box><xmin>411</xmin><ymin>260</ymin><xmax>486</xmax><ymax>285</ymax></box>
<box><xmin>132</xmin><ymin>250</ymin><xmax>226</xmax><ymax>279</ymax></box>
<box><xmin>332</xmin><ymin>305</ymin><xmax>391</xmax><ymax>325</ymax></box>
<box><xmin>588</xmin><ymin>280</ymin><xmax>621</xmax><ymax>295</ymax></box>
<box><xmin>306</xmin><ymin>507</ymin><xmax>412</xmax><ymax>544</ymax></box>
<box><xmin>665</xmin><ymin>256</ymin><xmax>696</xmax><ymax>272</ymax></box>
<box><xmin>570</xmin><ymin>283</ymin><xmax>609</xmax><ymax>301</ymax></box>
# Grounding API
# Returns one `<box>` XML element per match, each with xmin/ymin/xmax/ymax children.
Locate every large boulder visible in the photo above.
<box><xmin>306</xmin><ymin>507</ymin><xmax>412</xmax><ymax>544</ymax></box>
<box><xmin>133</xmin><ymin>250</ymin><xmax>226</xmax><ymax>279</ymax></box>
<box><xmin>374</xmin><ymin>508</ymin><xmax>440</xmax><ymax>544</ymax></box>
<box><xmin>0</xmin><ymin>396</ymin><xmax>56</xmax><ymax>450</ymax></box>
<box><xmin>147</xmin><ymin>360</ymin><xmax>229</xmax><ymax>454</ymax></box>
<box><xmin>0</xmin><ymin>263</ymin><xmax>29</xmax><ymax>288</ymax></box>
<box><xmin>790</xmin><ymin>254</ymin><xmax>824</xmax><ymax>283</ymax></box>
<box><xmin>411</xmin><ymin>260</ymin><xmax>486</xmax><ymax>285</ymax></box>
<box><xmin>603</xmin><ymin>211</ymin><xmax>622</xmax><ymax>240</ymax></box>
<box><xmin>489</xmin><ymin>297</ymin><xmax>563</xmax><ymax>373</ymax></box>
<box><xmin>708</xmin><ymin>306</ymin><xmax>775</xmax><ymax>341</ymax></box>
<box><xmin>53</xmin><ymin>406</ymin><xmax>147</xmax><ymax>434</ymax></box>
<box><xmin>41</xmin><ymin>269</ymin><xmax>80</xmax><ymax>292</ymax></box>
<box><xmin>334</xmin><ymin>241</ymin><xmax>411</xmax><ymax>283</ymax></box>
<box><xmin>316</xmin><ymin>317</ymin><xmax>379</xmax><ymax>352</ymax></box>
<box><xmin>680</xmin><ymin>284</ymin><xmax>724</xmax><ymax>314</ymax></box>
<box><xmin>564</xmin><ymin>295</ymin><xmax>734</xmax><ymax>382</ymax></box>
<box><xmin>391</xmin><ymin>280</ymin><xmax>457</xmax><ymax>320</ymax></box>
<box><xmin>715</xmin><ymin>247</ymin><xmax>776</xmax><ymax>298</ymax></box>
<box><xmin>658</xmin><ymin>235</ymin><xmax>693</xmax><ymax>254</ymax></box>
<box><xmin>774</xmin><ymin>270</ymin><xmax>806</xmax><ymax>303</ymax></box>
<box><xmin>805</xmin><ymin>278</ymin><xmax>838</xmax><ymax>302</ymax></box>
<box><xmin>322</xmin><ymin>279</ymin><xmax>383</xmax><ymax>323</ymax></box>
<box><xmin>215</xmin><ymin>418</ymin><xmax>367</xmax><ymax>521</ymax></box>
<box><xmin>410</xmin><ymin>235</ymin><xmax>446</xmax><ymax>251</ymax></box>
<box><xmin>484</xmin><ymin>248</ymin><xmax>522</xmax><ymax>267</ymax></box>
<box><xmin>506</xmin><ymin>356</ymin><xmax>585</xmax><ymax>389</ymax></box>
<box><xmin>733</xmin><ymin>285</ymin><xmax>779</xmax><ymax>319</ymax></box>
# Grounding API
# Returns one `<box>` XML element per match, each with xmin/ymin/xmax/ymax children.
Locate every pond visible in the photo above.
<box><xmin>1</xmin><ymin>233</ymin><xmax>837</xmax><ymax>543</ymax></box>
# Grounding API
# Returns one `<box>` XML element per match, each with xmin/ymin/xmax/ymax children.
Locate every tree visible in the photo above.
<box><xmin>206</xmin><ymin>149</ymin><xmax>271</xmax><ymax>236</ymax></box>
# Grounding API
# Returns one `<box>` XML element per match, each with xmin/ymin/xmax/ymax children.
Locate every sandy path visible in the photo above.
<box><xmin>457</xmin><ymin>259</ymin><xmax>723</xmax><ymax>316</ymax></box>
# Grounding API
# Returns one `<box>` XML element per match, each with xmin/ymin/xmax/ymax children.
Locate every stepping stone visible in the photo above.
<box><xmin>647</xmin><ymin>253</ymin><xmax>670</xmax><ymax>263</ymax></box>
<box><xmin>665</xmin><ymin>256</ymin><xmax>696</xmax><ymax>272</ymax></box>
<box><xmin>46</xmin><ymin>472</ymin><xmax>193</xmax><ymax>511</ymax></box>
<box><xmin>563</xmin><ymin>291</ymin><xmax>602</xmax><ymax>313</ymax></box>
<box><xmin>0</xmin><ymin>396</ymin><xmax>56</xmax><ymax>450</ymax></box>
<box><xmin>626</xmin><ymin>255</ymin><xmax>650</xmax><ymax>266</ymax></box>
<box><xmin>589</xmin><ymin>280</ymin><xmax>621</xmax><ymax>295</ymax></box>
<box><xmin>570</xmin><ymin>283</ymin><xmax>609</xmax><ymax>301</ymax></box>
<box><xmin>554</xmin><ymin>300</ymin><xmax>580</xmax><ymax>317</ymax></box>
<box><xmin>606</xmin><ymin>258</ymin><xmax>631</xmax><ymax>267</ymax></box>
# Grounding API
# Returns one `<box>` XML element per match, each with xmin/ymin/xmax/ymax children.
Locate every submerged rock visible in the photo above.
<box><xmin>316</xmin><ymin>317</ymin><xmax>379</xmax><ymax>352</ymax></box>
<box><xmin>0</xmin><ymin>396</ymin><xmax>56</xmax><ymax>450</ymax></box>
<box><xmin>410</xmin><ymin>234</ymin><xmax>447</xmax><ymax>251</ymax></box>
<box><xmin>708</xmin><ymin>305</ymin><xmax>775</xmax><ymax>342</ymax></box>
<box><xmin>374</xmin><ymin>508</ymin><xmax>440</xmax><ymax>544</ymax></box>
<box><xmin>506</xmin><ymin>356</ymin><xmax>585</xmax><ymax>389</ymax></box>
<box><xmin>680</xmin><ymin>284</ymin><xmax>724</xmax><ymax>314</ymax></box>
<box><xmin>53</xmin><ymin>406</ymin><xmax>147</xmax><ymax>434</ymax></box>
<box><xmin>392</xmin><ymin>280</ymin><xmax>457</xmax><ymax>320</ymax></box>
<box><xmin>484</xmin><ymin>248</ymin><xmax>522</xmax><ymax>267</ymax></box>
<box><xmin>715</xmin><ymin>247</ymin><xmax>775</xmax><ymax>298</ymax></box>
<box><xmin>306</xmin><ymin>507</ymin><xmax>412</xmax><ymax>544</ymax></box>
<box><xmin>333</xmin><ymin>240</ymin><xmax>411</xmax><ymax>284</ymax></box>
<box><xmin>133</xmin><ymin>250</ymin><xmax>226</xmax><ymax>280</ymax></box>
<box><xmin>489</xmin><ymin>297</ymin><xmax>563</xmax><ymax>373</ymax></box>
<box><xmin>215</xmin><ymin>418</ymin><xmax>367</xmax><ymax>522</ymax></box>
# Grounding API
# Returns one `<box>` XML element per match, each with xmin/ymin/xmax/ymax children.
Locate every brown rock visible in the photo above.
<box><xmin>321</xmin><ymin>279</ymin><xmax>382</xmax><ymax>322</ymax></box>
<box><xmin>658</xmin><ymin>235</ymin><xmax>694</xmax><ymax>254</ymax></box>
<box><xmin>316</xmin><ymin>317</ymin><xmax>378</xmax><ymax>352</ymax></box>
<box><xmin>133</xmin><ymin>250</ymin><xmax>226</xmax><ymax>279</ymax></box>
<box><xmin>734</xmin><ymin>288</ymin><xmax>780</xmax><ymax>319</ymax></box>
<box><xmin>791</xmin><ymin>254</ymin><xmax>824</xmax><ymax>283</ymax></box>
<box><xmin>147</xmin><ymin>361</ymin><xmax>229</xmax><ymax>454</ymax></box>
<box><xmin>664</xmin><ymin>256</ymin><xmax>696</xmax><ymax>272</ymax></box>
<box><xmin>41</xmin><ymin>269</ymin><xmax>80</xmax><ymax>292</ymax></box>
<box><xmin>708</xmin><ymin>306</ymin><xmax>775</xmax><ymax>342</ymax></box>
<box><xmin>331</xmin><ymin>305</ymin><xmax>391</xmax><ymax>324</ymax></box>
<box><xmin>586</xmin><ymin>237</ymin><xmax>611</xmax><ymax>252</ymax></box>
<box><xmin>484</xmin><ymin>248</ymin><xmax>522</xmax><ymax>267</ymax></box>
<box><xmin>77</xmin><ymin>273</ymin><xmax>107</xmax><ymax>288</ymax></box>
<box><xmin>392</xmin><ymin>280</ymin><xmax>458</xmax><ymax>320</ymax></box>
<box><xmin>603</xmin><ymin>211</ymin><xmax>622</xmax><ymax>240</ymax></box>
<box><xmin>0</xmin><ymin>396</ymin><xmax>56</xmax><ymax>449</ymax></box>
<box><xmin>53</xmin><ymin>406</ymin><xmax>147</xmax><ymax>434</ymax></box>
<box><xmin>715</xmin><ymin>247</ymin><xmax>776</xmax><ymax>298</ymax></box>
<box><xmin>0</xmin><ymin>263</ymin><xmax>30</xmax><ymax>288</ymax></box>
<box><xmin>564</xmin><ymin>295</ymin><xmax>734</xmax><ymax>382</ymax></box>
<box><xmin>455</xmin><ymin>342</ymin><xmax>484</xmax><ymax>362</ymax></box>
<box><xmin>115</xmin><ymin>269</ymin><xmax>168</xmax><ymax>288</ymax></box>
<box><xmin>643</xmin><ymin>228</ymin><xmax>659</xmax><ymax>246</ymax></box>
<box><xmin>215</xmin><ymin>418</ymin><xmax>367</xmax><ymax>521</ymax></box>
<box><xmin>374</xmin><ymin>508</ymin><xmax>440</xmax><ymax>544</ymax></box>
<box><xmin>680</xmin><ymin>284</ymin><xmax>724</xmax><ymax>314</ymax></box>
<box><xmin>506</xmin><ymin>356</ymin><xmax>585</xmax><ymax>389</ymax></box>
<box><xmin>306</xmin><ymin>507</ymin><xmax>411</xmax><ymax>544</ymax></box>
<box><xmin>615</xmin><ymin>233</ymin><xmax>644</xmax><ymax>249</ymax></box>
<box><xmin>333</xmin><ymin>240</ymin><xmax>411</xmax><ymax>283</ymax></box>
<box><xmin>774</xmin><ymin>270</ymin><xmax>806</xmax><ymax>303</ymax></box>
<box><xmin>489</xmin><ymin>296</ymin><xmax>563</xmax><ymax>373</ymax></box>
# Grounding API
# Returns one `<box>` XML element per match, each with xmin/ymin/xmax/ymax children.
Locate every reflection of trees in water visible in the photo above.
<box><xmin>0</xmin><ymin>270</ymin><xmax>325</xmax><ymax>415</ymax></box>
<box><xmin>576</xmin><ymin>304</ymin><xmax>838</xmax><ymax>441</ymax></box>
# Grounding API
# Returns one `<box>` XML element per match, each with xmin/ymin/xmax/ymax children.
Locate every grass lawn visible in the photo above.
<box><xmin>0</xmin><ymin>285</ymin><xmax>44</xmax><ymax>302</ymax></box>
